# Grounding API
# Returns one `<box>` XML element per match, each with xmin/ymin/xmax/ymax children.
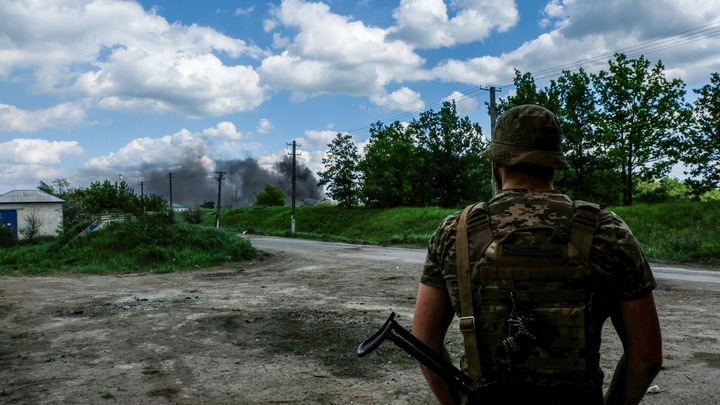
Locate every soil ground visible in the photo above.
<box><xmin>0</xmin><ymin>239</ymin><xmax>718</xmax><ymax>404</ymax></box>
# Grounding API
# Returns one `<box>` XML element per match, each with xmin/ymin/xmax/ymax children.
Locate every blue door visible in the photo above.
<box><xmin>0</xmin><ymin>209</ymin><xmax>18</xmax><ymax>239</ymax></box>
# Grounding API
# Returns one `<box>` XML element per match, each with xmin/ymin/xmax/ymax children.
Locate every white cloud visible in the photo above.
<box><xmin>0</xmin><ymin>0</ymin><xmax>267</xmax><ymax>117</ymax></box>
<box><xmin>430</xmin><ymin>55</ymin><xmax>508</xmax><ymax>85</ymax></box>
<box><xmin>303</xmin><ymin>129</ymin><xmax>339</xmax><ymax>148</ymax></box>
<box><xmin>259</xmin><ymin>0</ymin><xmax>424</xmax><ymax>104</ymax></box>
<box><xmin>294</xmin><ymin>148</ymin><xmax>325</xmax><ymax>176</ymax></box>
<box><xmin>0</xmin><ymin>138</ymin><xmax>84</xmax><ymax>164</ymax></box>
<box><xmin>371</xmin><ymin>87</ymin><xmax>425</xmax><ymax>112</ymax></box>
<box><xmin>272</xmin><ymin>32</ymin><xmax>291</xmax><ymax>48</ymax></box>
<box><xmin>219</xmin><ymin>140</ymin><xmax>263</xmax><ymax>154</ymax></box>
<box><xmin>82</xmin><ymin>120</ymin><xmax>265</xmax><ymax>172</ymax></box>
<box><xmin>0</xmin><ymin>138</ymin><xmax>83</xmax><ymax>190</ymax></box>
<box><xmin>535</xmin><ymin>0</ymin><xmax>720</xmax><ymax>86</ymax></box>
<box><xmin>387</xmin><ymin>0</ymin><xmax>519</xmax><ymax>48</ymax></box>
<box><xmin>234</xmin><ymin>6</ymin><xmax>256</xmax><ymax>16</ymax></box>
<box><xmin>256</xmin><ymin>118</ymin><xmax>274</xmax><ymax>134</ymax></box>
<box><xmin>427</xmin><ymin>0</ymin><xmax>720</xmax><ymax>88</ymax></box>
<box><xmin>263</xmin><ymin>18</ymin><xmax>278</xmax><ymax>32</ymax></box>
<box><xmin>256</xmin><ymin>150</ymin><xmax>285</xmax><ymax>174</ymax></box>
<box><xmin>84</xmin><ymin>128</ymin><xmax>212</xmax><ymax>171</ymax></box>
<box><xmin>0</xmin><ymin>102</ymin><xmax>92</xmax><ymax>132</ymax></box>
<box><xmin>202</xmin><ymin>122</ymin><xmax>243</xmax><ymax>139</ymax></box>
<box><xmin>443</xmin><ymin>91</ymin><xmax>478</xmax><ymax>115</ymax></box>
<box><xmin>0</xmin><ymin>163</ymin><xmax>63</xmax><ymax>191</ymax></box>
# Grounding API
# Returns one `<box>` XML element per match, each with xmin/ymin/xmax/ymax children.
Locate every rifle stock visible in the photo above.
<box><xmin>357</xmin><ymin>312</ymin><xmax>487</xmax><ymax>400</ymax></box>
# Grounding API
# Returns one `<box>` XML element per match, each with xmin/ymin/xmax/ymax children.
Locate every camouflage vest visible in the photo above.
<box><xmin>457</xmin><ymin>200</ymin><xmax>602</xmax><ymax>388</ymax></box>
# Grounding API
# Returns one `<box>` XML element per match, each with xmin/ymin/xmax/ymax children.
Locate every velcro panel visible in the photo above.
<box><xmin>481</xmin><ymin>289</ymin><xmax>585</xmax><ymax>302</ymax></box>
<box><xmin>479</xmin><ymin>266</ymin><xmax>588</xmax><ymax>280</ymax></box>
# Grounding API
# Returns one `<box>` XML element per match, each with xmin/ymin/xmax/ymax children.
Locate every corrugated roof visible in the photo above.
<box><xmin>0</xmin><ymin>190</ymin><xmax>65</xmax><ymax>203</ymax></box>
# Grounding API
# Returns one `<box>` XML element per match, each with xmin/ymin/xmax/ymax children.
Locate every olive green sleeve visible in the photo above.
<box><xmin>590</xmin><ymin>211</ymin><xmax>656</xmax><ymax>301</ymax></box>
<box><xmin>420</xmin><ymin>213</ymin><xmax>459</xmax><ymax>289</ymax></box>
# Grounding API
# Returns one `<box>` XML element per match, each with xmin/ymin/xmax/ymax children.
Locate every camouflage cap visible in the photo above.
<box><xmin>481</xmin><ymin>104</ymin><xmax>570</xmax><ymax>170</ymax></box>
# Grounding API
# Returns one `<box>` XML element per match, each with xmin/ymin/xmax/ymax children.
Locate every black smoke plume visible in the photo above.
<box><xmin>137</xmin><ymin>156</ymin><xmax>324</xmax><ymax>208</ymax></box>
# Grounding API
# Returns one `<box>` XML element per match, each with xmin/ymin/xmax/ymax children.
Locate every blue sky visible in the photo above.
<box><xmin>2</xmin><ymin>0</ymin><xmax>720</xmax><ymax>206</ymax></box>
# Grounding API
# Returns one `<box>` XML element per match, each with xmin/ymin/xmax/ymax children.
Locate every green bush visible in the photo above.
<box><xmin>634</xmin><ymin>177</ymin><xmax>691</xmax><ymax>203</ymax></box>
<box><xmin>184</xmin><ymin>208</ymin><xmax>203</xmax><ymax>224</ymax></box>
<box><xmin>254</xmin><ymin>184</ymin><xmax>286</xmax><ymax>206</ymax></box>
<box><xmin>53</xmin><ymin>219</ymin><xmax>95</xmax><ymax>249</ymax></box>
<box><xmin>700</xmin><ymin>189</ymin><xmax>720</xmax><ymax>201</ymax></box>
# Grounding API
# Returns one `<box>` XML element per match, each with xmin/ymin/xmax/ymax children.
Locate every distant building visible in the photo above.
<box><xmin>172</xmin><ymin>203</ymin><xmax>188</xmax><ymax>212</ymax></box>
<box><xmin>0</xmin><ymin>190</ymin><xmax>65</xmax><ymax>240</ymax></box>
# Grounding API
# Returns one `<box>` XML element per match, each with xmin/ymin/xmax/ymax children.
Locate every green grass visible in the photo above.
<box><xmin>214</xmin><ymin>201</ymin><xmax>719</xmax><ymax>265</ymax></box>
<box><xmin>0</xmin><ymin>214</ymin><xmax>260</xmax><ymax>276</ymax></box>
<box><xmin>609</xmin><ymin>200</ymin><xmax>720</xmax><ymax>264</ymax></box>
<box><xmin>214</xmin><ymin>205</ymin><xmax>455</xmax><ymax>245</ymax></box>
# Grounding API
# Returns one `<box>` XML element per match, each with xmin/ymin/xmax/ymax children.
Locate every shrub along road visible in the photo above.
<box><xmin>0</xmin><ymin>236</ymin><xmax>717</xmax><ymax>404</ymax></box>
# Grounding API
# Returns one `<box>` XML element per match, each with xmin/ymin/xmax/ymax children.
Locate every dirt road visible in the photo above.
<box><xmin>0</xmin><ymin>236</ymin><xmax>718</xmax><ymax>404</ymax></box>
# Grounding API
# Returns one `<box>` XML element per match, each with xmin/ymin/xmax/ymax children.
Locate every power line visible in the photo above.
<box><xmin>492</xmin><ymin>21</ymin><xmax>720</xmax><ymax>87</ymax></box>
<box><xmin>339</xmin><ymin>21</ymin><xmax>720</xmax><ymax>135</ymax></box>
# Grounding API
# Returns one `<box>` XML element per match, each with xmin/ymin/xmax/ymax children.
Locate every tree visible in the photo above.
<box><xmin>548</xmin><ymin>69</ymin><xmax>622</xmax><ymax>204</ymax></box>
<box><xmin>317</xmin><ymin>133</ymin><xmax>361</xmax><ymax>209</ymax></box>
<box><xmin>685</xmin><ymin>72</ymin><xmax>720</xmax><ymax>193</ymax></box>
<box><xmin>592</xmin><ymin>53</ymin><xmax>691</xmax><ymax>205</ymax></box>
<box><xmin>142</xmin><ymin>194</ymin><xmax>169</xmax><ymax>213</ymax></box>
<box><xmin>413</xmin><ymin>101</ymin><xmax>489</xmax><ymax>207</ymax></box>
<box><xmin>254</xmin><ymin>184</ymin><xmax>286</xmax><ymax>206</ymax></box>
<box><xmin>496</xmin><ymin>69</ymin><xmax>551</xmax><ymax>115</ymax></box>
<box><xmin>38</xmin><ymin>178</ymin><xmax>71</xmax><ymax>198</ymax></box>
<box><xmin>39</xmin><ymin>179</ymin><xmax>168</xmax><ymax>228</ymax></box>
<box><xmin>76</xmin><ymin>180</ymin><xmax>141</xmax><ymax>214</ymax></box>
<box><xmin>359</xmin><ymin>121</ymin><xmax>417</xmax><ymax>207</ymax></box>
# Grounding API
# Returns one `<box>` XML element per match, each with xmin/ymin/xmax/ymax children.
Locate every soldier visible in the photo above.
<box><xmin>412</xmin><ymin>105</ymin><xmax>662</xmax><ymax>405</ymax></box>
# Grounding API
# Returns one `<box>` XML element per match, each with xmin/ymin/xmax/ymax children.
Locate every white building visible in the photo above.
<box><xmin>0</xmin><ymin>190</ymin><xmax>65</xmax><ymax>240</ymax></box>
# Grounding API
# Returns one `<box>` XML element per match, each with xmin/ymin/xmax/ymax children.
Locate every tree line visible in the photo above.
<box><xmin>36</xmin><ymin>177</ymin><xmax>289</xmax><ymax>232</ymax></box>
<box><xmin>318</xmin><ymin>53</ymin><xmax>720</xmax><ymax>208</ymax></box>
<box><xmin>38</xmin><ymin>178</ymin><xmax>168</xmax><ymax>228</ymax></box>
<box><xmin>318</xmin><ymin>101</ymin><xmax>491</xmax><ymax>209</ymax></box>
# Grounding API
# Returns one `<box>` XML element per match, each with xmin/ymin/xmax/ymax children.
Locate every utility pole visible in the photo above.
<box><xmin>287</xmin><ymin>140</ymin><xmax>301</xmax><ymax>234</ymax></box>
<box><xmin>489</xmin><ymin>86</ymin><xmax>498</xmax><ymax>136</ymax></box>
<box><xmin>215</xmin><ymin>171</ymin><xmax>226</xmax><ymax>228</ymax></box>
<box><xmin>137</xmin><ymin>181</ymin><xmax>145</xmax><ymax>198</ymax></box>
<box><xmin>481</xmin><ymin>86</ymin><xmax>501</xmax><ymax>196</ymax></box>
<box><xmin>165</xmin><ymin>172</ymin><xmax>175</xmax><ymax>215</ymax></box>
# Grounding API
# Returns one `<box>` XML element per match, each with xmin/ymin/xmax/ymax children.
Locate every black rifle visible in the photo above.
<box><xmin>357</xmin><ymin>312</ymin><xmax>489</xmax><ymax>401</ymax></box>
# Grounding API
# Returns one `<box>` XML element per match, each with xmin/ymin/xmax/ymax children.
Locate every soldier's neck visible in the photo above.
<box><xmin>501</xmin><ymin>175</ymin><xmax>554</xmax><ymax>192</ymax></box>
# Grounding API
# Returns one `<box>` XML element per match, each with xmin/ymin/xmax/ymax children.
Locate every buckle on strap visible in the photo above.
<box><xmin>459</xmin><ymin>316</ymin><xmax>476</xmax><ymax>332</ymax></box>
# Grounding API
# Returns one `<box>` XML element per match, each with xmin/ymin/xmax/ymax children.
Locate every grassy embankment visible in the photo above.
<box><xmin>0</xmin><ymin>214</ymin><xmax>259</xmax><ymax>276</ymax></box>
<box><xmin>1</xmin><ymin>200</ymin><xmax>717</xmax><ymax>276</ymax></box>
<box><xmin>213</xmin><ymin>200</ymin><xmax>720</xmax><ymax>266</ymax></box>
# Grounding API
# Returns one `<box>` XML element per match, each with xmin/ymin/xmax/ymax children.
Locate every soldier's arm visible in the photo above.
<box><xmin>413</xmin><ymin>283</ymin><xmax>459</xmax><ymax>405</ymax></box>
<box><xmin>605</xmin><ymin>292</ymin><xmax>662</xmax><ymax>405</ymax></box>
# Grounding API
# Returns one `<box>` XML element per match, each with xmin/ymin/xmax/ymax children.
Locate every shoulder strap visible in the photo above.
<box><xmin>569</xmin><ymin>201</ymin><xmax>601</xmax><ymax>259</ymax></box>
<box><xmin>468</xmin><ymin>202</ymin><xmax>493</xmax><ymax>258</ymax></box>
<box><xmin>456</xmin><ymin>203</ymin><xmax>489</xmax><ymax>381</ymax></box>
